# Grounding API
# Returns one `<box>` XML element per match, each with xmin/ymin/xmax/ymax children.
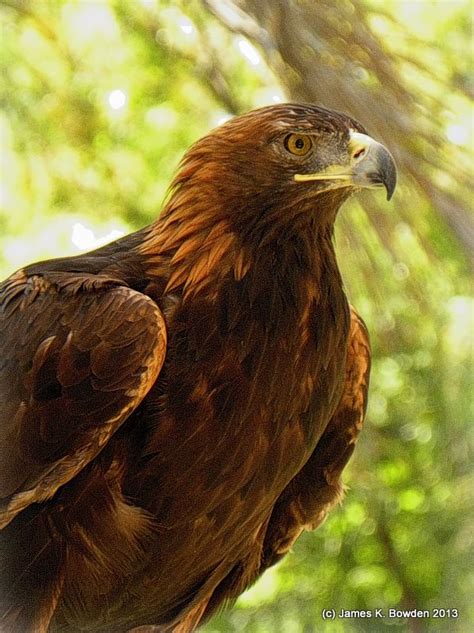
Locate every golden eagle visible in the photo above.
<box><xmin>0</xmin><ymin>104</ymin><xmax>396</xmax><ymax>632</ymax></box>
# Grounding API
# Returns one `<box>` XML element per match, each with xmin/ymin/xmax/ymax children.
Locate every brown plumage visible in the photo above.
<box><xmin>0</xmin><ymin>103</ymin><xmax>396</xmax><ymax>632</ymax></box>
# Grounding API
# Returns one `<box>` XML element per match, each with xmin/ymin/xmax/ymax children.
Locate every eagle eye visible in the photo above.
<box><xmin>284</xmin><ymin>133</ymin><xmax>312</xmax><ymax>156</ymax></box>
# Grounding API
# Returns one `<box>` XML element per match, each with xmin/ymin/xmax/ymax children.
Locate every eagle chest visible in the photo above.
<box><xmin>142</xmin><ymin>276</ymin><xmax>349</xmax><ymax>504</ymax></box>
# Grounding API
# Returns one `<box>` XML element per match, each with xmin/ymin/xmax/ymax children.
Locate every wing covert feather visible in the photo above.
<box><xmin>0</xmin><ymin>272</ymin><xmax>167</xmax><ymax>528</ymax></box>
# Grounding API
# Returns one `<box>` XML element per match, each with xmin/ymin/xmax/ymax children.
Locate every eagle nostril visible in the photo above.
<box><xmin>352</xmin><ymin>147</ymin><xmax>367</xmax><ymax>162</ymax></box>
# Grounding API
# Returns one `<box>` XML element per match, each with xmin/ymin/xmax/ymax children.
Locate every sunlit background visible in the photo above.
<box><xmin>0</xmin><ymin>1</ymin><xmax>472</xmax><ymax>631</ymax></box>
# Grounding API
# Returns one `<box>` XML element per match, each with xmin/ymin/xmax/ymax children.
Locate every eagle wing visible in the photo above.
<box><xmin>261</xmin><ymin>306</ymin><xmax>371</xmax><ymax>568</ymax></box>
<box><xmin>0</xmin><ymin>269</ymin><xmax>166</xmax><ymax>529</ymax></box>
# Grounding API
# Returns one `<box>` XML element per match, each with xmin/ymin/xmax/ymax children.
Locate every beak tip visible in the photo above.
<box><xmin>386</xmin><ymin>181</ymin><xmax>396</xmax><ymax>201</ymax></box>
<box><xmin>383</xmin><ymin>161</ymin><xmax>397</xmax><ymax>201</ymax></box>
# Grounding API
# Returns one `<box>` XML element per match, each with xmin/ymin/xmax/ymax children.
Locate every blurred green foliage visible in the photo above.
<box><xmin>0</xmin><ymin>1</ymin><xmax>472</xmax><ymax>632</ymax></box>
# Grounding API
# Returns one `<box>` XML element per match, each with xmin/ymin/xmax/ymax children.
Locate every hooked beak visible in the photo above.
<box><xmin>294</xmin><ymin>130</ymin><xmax>397</xmax><ymax>200</ymax></box>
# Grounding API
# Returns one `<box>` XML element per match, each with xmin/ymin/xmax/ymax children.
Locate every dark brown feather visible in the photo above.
<box><xmin>0</xmin><ymin>103</ymin><xmax>382</xmax><ymax>632</ymax></box>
